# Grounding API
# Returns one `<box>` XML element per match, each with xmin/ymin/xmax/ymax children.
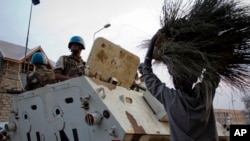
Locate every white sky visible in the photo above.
<box><xmin>0</xmin><ymin>0</ymin><xmax>163</xmax><ymax>62</ymax></box>
<box><xmin>0</xmin><ymin>0</ymin><xmax>249</xmax><ymax>110</ymax></box>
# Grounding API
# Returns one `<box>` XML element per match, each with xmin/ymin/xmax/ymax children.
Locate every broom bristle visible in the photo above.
<box><xmin>149</xmin><ymin>0</ymin><xmax>250</xmax><ymax>91</ymax></box>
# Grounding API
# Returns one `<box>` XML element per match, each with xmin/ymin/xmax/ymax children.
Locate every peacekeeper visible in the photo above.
<box><xmin>25</xmin><ymin>52</ymin><xmax>56</xmax><ymax>90</ymax></box>
<box><xmin>54</xmin><ymin>36</ymin><xmax>86</xmax><ymax>81</ymax></box>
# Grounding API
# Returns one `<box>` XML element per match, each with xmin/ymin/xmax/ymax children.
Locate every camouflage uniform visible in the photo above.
<box><xmin>25</xmin><ymin>65</ymin><xmax>56</xmax><ymax>90</ymax></box>
<box><xmin>54</xmin><ymin>55</ymin><xmax>85</xmax><ymax>77</ymax></box>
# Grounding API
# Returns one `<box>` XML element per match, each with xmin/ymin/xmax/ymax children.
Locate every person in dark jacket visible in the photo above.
<box><xmin>143</xmin><ymin>30</ymin><xmax>220</xmax><ymax>141</ymax></box>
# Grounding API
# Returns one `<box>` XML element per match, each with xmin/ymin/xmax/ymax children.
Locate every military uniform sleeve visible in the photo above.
<box><xmin>54</xmin><ymin>56</ymin><xmax>65</xmax><ymax>71</ymax></box>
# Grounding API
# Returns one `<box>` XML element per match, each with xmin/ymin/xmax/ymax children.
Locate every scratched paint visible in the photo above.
<box><xmin>125</xmin><ymin>111</ymin><xmax>146</xmax><ymax>134</ymax></box>
<box><xmin>89</xmin><ymin>77</ymin><xmax>116</xmax><ymax>90</ymax></box>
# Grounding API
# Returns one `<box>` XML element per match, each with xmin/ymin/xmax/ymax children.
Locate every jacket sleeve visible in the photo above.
<box><xmin>143</xmin><ymin>29</ymin><xmax>175</xmax><ymax>106</ymax></box>
<box><xmin>143</xmin><ymin>61</ymin><xmax>175</xmax><ymax>106</ymax></box>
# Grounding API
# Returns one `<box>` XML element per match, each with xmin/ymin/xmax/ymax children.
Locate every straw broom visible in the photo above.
<box><xmin>148</xmin><ymin>0</ymin><xmax>250</xmax><ymax>91</ymax></box>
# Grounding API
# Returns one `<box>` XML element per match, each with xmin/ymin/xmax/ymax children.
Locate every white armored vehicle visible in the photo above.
<box><xmin>5</xmin><ymin>38</ymin><xmax>229</xmax><ymax>141</ymax></box>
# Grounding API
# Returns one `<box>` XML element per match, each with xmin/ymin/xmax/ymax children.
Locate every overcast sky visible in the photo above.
<box><xmin>0</xmin><ymin>0</ymin><xmax>249</xmax><ymax>110</ymax></box>
<box><xmin>0</xmin><ymin>0</ymin><xmax>163</xmax><ymax>62</ymax></box>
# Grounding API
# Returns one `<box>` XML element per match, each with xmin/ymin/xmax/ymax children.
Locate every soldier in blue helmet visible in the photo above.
<box><xmin>25</xmin><ymin>52</ymin><xmax>56</xmax><ymax>90</ymax></box>
<box><xmin>54</xmin><ymin>36</ymin><xmax>86</xmax><ymax>81</ymax></box>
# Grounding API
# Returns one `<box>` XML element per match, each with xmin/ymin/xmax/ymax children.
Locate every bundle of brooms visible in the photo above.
<box><xmin>148</xmin><ymin>0</ymin><xmax>250</xmax><ymax>92</ymax></box>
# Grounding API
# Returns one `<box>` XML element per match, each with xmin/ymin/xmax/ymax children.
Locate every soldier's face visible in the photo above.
<box><xmin>70</xmin><ymin>43</ymin><xmax>82</xmax><ymax>55</ymax></box>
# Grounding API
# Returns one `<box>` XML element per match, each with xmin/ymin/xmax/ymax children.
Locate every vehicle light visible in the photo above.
<box><xmin>109</xmin><ymin>126</ymin><xmax>118</xmax><ymax>137</ymax></box>
<box><xmin>85</xmin><ymin>112</ymin><xmax>102</xmax><ymax>126</ymax></box>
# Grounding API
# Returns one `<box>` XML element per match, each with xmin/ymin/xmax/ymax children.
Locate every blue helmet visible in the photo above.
<box><xmin>31</xmin><ymin>52</ymin><xmax>48</xmax><ymax>65</ymax></box>
<box><xmin>68</xmin><ymin>36</ymin><xmax>85</xmax><ymax>49</ymax></box>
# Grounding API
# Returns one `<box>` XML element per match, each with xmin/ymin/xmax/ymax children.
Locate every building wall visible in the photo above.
<box><xmin>0</xmin><ymin>61</ymin><xmax>22</xmax><ymax>89</ymax></box>
<box><xmin>214</xmin><ymin>109</ymin><xmax>247</xmax><ymax>125</ymax></box>
<box><xmin>0</xmin><ymin>60</ymin><xmax>21</xmax><ymax>122</ymax></box>
<box><xmin>0</xmin><ymin>93</ymin><xmax>14</xmax><ymax>122</ymax></box>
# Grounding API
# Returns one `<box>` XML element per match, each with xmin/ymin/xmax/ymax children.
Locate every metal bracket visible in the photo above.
<box><xmin>96</xmin><ymin>87</ymin><xmax>106</xmax><ymax>99</ymax></box>
<box><xmin>80</xmin><ymin>95</ymin><xmax>91</xmax><ymax>110</ymax></box>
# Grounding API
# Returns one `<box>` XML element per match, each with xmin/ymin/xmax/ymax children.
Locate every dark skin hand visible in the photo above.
<box><xmin>145</xmin><ymin>29</ymin><xmax>162</xmax><ymax>64</ymax></box>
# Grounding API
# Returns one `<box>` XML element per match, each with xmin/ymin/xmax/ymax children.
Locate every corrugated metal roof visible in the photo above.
<box><xmin>0</xmin><ymin>40</ymin><xmax>38</xmax><ymax>61</ymax></box>
<box><xmin>0</xmin><ymin>40</ymin><xmax>55</xmax><ymax>68</ymax></box>
<box><xmin>1</xmin><ymin>40</ymin><xmax>28</xmax><ymax>59</ymax></box>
